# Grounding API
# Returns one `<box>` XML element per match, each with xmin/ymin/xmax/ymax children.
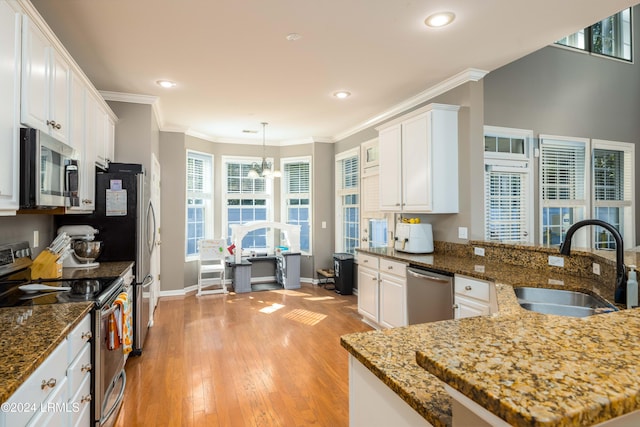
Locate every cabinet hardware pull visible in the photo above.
<box><xmin>82</xmin><ymin>199</ymin><xmax>92</xmax><ymax>204</ymax></box>
<box><xmin>46</xmin><ymin>120</ymin><xmax>62</xmax><ymax>130</ymax></box>
<box><xmin>453</xmin><ymin>304</ymin><xmax>459</xmax><ymax>309</ymax></box>
<box><xmin>465</xmin><ymin>285</ymin><xmax>472</xmax><ymax>291</ymax></box>
<box><xmin>371</xmin><ymin>277</ymin><xmax>377</xmax><ymax>281</ymax></box>
<box><xmin>363</xmin><ymin>259</ymin><xmax>368</xmax><ymax>263</ymax></box>
<box><xmin>81</xmin><ymin>331</ymin><xmax>92</xmax><ymax>340</ymax></box>
<box><xmin>81</xmin><ymin>363</ymin><xmax>92</xmax><ymax>373</ymax></box>
<box><xmin>41</xmin><ymin>378</ymin><xmax>57</xmax><ymax>390</ymax></box>
<box><xmin>80</xmin><ymin>395</ymin><xmax>92</xmax><ymax>404</ymax></box>
<box><xmin>388</xmin><ymin>266</ymin><xmax>393</xmax><ymax>269</ymax></box>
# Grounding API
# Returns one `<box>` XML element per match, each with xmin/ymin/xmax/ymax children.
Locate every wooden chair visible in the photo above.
<box><xmin>197</xmin><ymin>239</ymin><xmax>227</xmax><ymax>296</ymax></box>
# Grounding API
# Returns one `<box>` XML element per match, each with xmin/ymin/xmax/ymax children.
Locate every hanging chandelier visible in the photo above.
<box><xmin>247</xmin><ymin>122</ymin><xmax>281</xmax><ymax>178</ymax></box>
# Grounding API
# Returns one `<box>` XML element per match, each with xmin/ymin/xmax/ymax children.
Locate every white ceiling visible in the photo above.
<box><xmin>31</xmin><ymin>0</ymin><xmax>638</xmax><ymax>145</ymax></box>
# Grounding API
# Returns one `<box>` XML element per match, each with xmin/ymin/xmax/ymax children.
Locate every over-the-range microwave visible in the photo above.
<box><xmin>19</xmin><ymin>127</ymin><xmax>79</xmax><ymax>209</ymax></box>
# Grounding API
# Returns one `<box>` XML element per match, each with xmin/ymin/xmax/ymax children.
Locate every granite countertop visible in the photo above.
<box><xmin>341</xmin><ymin>247</ymin><xmax>640</xmax><ymax>426</ymax></box>
<box><xmin>61</xmin><ymin>260</ymin><xmax>134</xmax><ymax>279</ymax></box>
<box><xmin>0</xmin><ymin>302</ymin><xmax>93</xmax><ymax>403</ymax></box>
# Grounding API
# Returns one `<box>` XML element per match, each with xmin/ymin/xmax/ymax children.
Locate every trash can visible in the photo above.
<box><xmin>333</xmin><ymin>253</ymin><xmax>354</xmax><ymax>295</ymax></box>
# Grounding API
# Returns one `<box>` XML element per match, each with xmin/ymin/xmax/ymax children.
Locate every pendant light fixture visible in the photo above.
<box><xmin>247</xmin><ymin>122</ymin><xmax>281</xmax><ymax>179</ymax></box>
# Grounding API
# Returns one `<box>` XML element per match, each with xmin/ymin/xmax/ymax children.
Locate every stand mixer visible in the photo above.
<box><xmin>57</xmin><ymin>225</ymin><xmax>103</xmax><ymax>268</ymax></box>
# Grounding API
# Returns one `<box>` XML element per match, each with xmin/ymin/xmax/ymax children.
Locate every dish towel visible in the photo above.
<box><xmin>113</xmin><ymin>291</ymin><xmax>133</xmax><ymax>354</ymax></box>
<box><xmin>107</xmin><ymin>306</ymin><xmax>121</xmax><ymax>351</ymax></box>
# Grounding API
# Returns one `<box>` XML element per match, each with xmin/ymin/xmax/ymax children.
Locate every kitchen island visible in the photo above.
<box><xmin>341</xmin><ymin>243</ymin><xmax>640</xmax><ymax>426</ymax></box>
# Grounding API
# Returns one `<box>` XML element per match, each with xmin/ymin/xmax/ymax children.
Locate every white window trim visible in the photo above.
<box><xmin>185</xmin><ymin>149</ymin><xmax>214</xmax><ymax>261</ymax></box>
<box><xmin>221</xmin><ymin>155</ymin><xmax>275</xmax><ymax>251</ymax></box>
<box><xmin>539</xmin><ymin>134</ymin><xmax>590</xmax><ymax>247</ymax></box>
<box><xmin>280</xmin><ymin>156</ymin><xmax>312</xmax><ymax>255</ymax></box>
<box><xmin>483</xmin><ymin>126</ymin><xmax>534</xmax><ymax>243</ymax></box>
<box><xmin>592</xmin><ymin>139</ymin><xmax>636</xmax><ymax>248</ymax></box>
<box><xmin>335</xmin><ymin>148</ymin><xmax>360</xmax><ymax>253</ymax></box>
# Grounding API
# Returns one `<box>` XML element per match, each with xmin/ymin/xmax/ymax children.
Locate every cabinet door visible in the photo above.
<box><xmin>49</xmin><ymin>50</ymin><xmax>71</xmax><ymax>144</ymax></box>
<box><xmin>106</xmin><ymin>115</ymin><xmax>115</xmax><ymax>163</ymax></box>
<box><xmin>82</xmin><ymin>94</ymin><xmax>98</xmax><ymax>211</ymax></box>
<box><xmin>401</xmin><ymin>112</ymin><xmax>431</xmax><ymax>211</ymax></box>
<box><xmin>0</xmin><ymin>2</ymin><xmax>20</xmax><ymax>212</ymax></box>
<box><xmin>379</xmin><ymin>274</ymin><xmax>406</xmax><ymax>328</ymax></box>
<box><xmin>378</xmin><ymin>125</ymin><xmax>402</xmax><ymax>211</ymax></box>
<box><xmin>21</xmin><ymin>15</ymin><xmax>50</xmax><ymax>133</ymax></box>
<box><xmin>455</xmin><ymin>295</ymin><xmax>490</xmax><ymax>319</ymax></box>
<box><xmin>357</xmin><ymin>267</ymin><xmax>379</xmax><ymax>322</ymax></box>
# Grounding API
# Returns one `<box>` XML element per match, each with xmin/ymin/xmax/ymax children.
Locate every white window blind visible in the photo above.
<box><xmin>540</xmin><ymin>140</ymin><xmax>587</xmax><ymax>202</ymax></box>
<box><xmin>186</xmin><ymin>151</ymin><xmax>213</xmax><ymax>257</ymax></box>
<box><xmin>484</xmin><ymin>169</ymin><xmax>529</xmax><ymax>242</ymax></box>
<box><xmin>282</xmin><ymin>158</ymin><xmax>312</xmax><ymax>254</ymax></box>
<box><xmin>335</xmin><ymin>151</ymin><xmax>359</xmax><ymax>254</ymax></box>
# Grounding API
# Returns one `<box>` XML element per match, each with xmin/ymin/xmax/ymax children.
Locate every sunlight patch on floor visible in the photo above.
<box><xmin>259</xmin><ymin>303</ymin><xmax>285</xmax><ymax>314</ymax></box>
<box><xmin>283</xmin><ymin>309</ymin><xmax>327</xmax><ymax>325</ymax></box>
<box><xmin>270</xmin><ymin>289</ymin><xmax>311</xmax><ymax>297</ymax></box>
<box><xmin>304</xmin><ymin>296</ymin><xmax>335</xmax><ymax>301</ymax></box>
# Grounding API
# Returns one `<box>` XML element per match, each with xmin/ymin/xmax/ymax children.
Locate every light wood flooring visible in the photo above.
<box><xmin>114</xmin><ymin>284</ymin><xmax>372</xmax><ymax>426</ymax></box>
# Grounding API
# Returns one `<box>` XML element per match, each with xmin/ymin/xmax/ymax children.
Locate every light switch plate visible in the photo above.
<box><xmin>458</xmin><ymin>227</ymin><xmax>468</xmax><ymax>239</ymax></box>
<box><xmin>33</xmin><ymin>230</ymin><xmax>39</xmax><ymax>248</ymax></box>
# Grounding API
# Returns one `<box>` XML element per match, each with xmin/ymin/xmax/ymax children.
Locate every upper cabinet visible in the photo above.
<box><xmin>21</xmin><ymin>15</ymin><xmax>71</xmax><ymax>144</ymax></box>
<box><xmin>0</xmin><ymin>1</ymin><xmax>21</xmax><ymax>214</ymax></box>
<box><xmin>377</xmin><ymin>103</ymin><xmax>459</xmax><ymax>213</ymax></box>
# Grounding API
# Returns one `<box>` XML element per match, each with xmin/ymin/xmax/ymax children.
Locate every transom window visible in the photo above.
<box><xmin>556</xmin><ymin>8</ymin><xmax>632</xmax><ymax>61</ymax></box>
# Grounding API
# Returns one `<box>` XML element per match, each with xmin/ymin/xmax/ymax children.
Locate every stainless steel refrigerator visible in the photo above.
<box><xmin>56</xmin><ymin>163</ymin><xmax>157</xmax><ymax>355</ymax></box>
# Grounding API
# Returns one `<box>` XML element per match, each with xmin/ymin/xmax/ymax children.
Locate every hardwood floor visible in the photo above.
<box><xmin>114</xmin><ymin>284</ymin><xmax>372</xmax><ymax>426</ymax></box>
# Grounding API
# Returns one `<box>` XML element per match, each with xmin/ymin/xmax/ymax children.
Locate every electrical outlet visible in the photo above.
<box><xmin>548</xmin><ymin>255</ymin><xmax>565</xmax><ymax>267</ymax></box>
<box><xmin>458</xmin><ymin>227</ymin><xmax>468</xmax><ymax>239</ymax></box>
<box><xmin>321</xmin><ymin>221</ymin><xmax>327</xmax><ymax>229</ymax></box>
<box><xmin>593</xmin><ymin>263</ymin><xmax>601</xmax><ymax>275</ymax></box>
<box><xmin>33</xmin><ymin>230</ymin><xmax>39</xmax><ymax>248</ymax></box>
<box><xmin>474</xmin><ymin>247</ymin><xmax>485</xmax><ymax>256</ymax></box>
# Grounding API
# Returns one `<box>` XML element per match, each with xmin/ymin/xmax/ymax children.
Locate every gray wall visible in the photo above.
<box><xmin>484</xmin><ymin>7</ymin><xmax>640</xmax><ymax>244</ymax></box>
<box><xmin>0</xmin><ymin>214</ymin><xmax>55</xmax><ymax>256</ymax></box>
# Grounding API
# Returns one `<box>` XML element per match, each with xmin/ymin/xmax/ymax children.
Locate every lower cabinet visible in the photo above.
<box><xmin>454</xmin><ymin>275</ymin><xmax>496</xmax><ymax>319</ymax></box>
<box><xmin>2</xmin><ymin>313</ymin><xmax>92</xmax><ymax>427</ymax></box>
<box><xmin>357</xmin><ymin>253</ymin><xmax>407</xmax><ymax>329</ymax></box>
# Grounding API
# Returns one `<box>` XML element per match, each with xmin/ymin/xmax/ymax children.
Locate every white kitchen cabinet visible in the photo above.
<box><xmin>21</xmin><ymin>14</ymin><xmax>71</xmax><ymax>144</ymax></box>
<box><xmin>357</xmin><ymin>254</ymin><xmax>408</xmax><ymax>329</ymax></box>
<box><xmin>454</xmin><ymin>275</ymin><xmax>496</xmax><ymax>319</ymax></box>
<box><xmin>377</xmin><ymin>103</ymin><xmax>459</xmax><ymax>213</ymax></box>
<box><xmin>0</xmin><ymin>1</ymin><xmax>21</xmax><ymax>214</ymax></box>
<box><xmin>357</xmin><ymin>254</ymin><xmax>379</xmax><ymax>326</ymax></box>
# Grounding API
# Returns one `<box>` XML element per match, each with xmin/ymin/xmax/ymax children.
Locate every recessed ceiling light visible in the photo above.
<box><xmin>286</xmin><ymin>33</ymin><xmax>302</xmax><ymax>41</ymax></box>
<box><xmin>424</xmin><ymin>12</ymin><xmax>455</xmax><ymax>28</ymax></box>
<box><xmin>333</xmin><ymin>91</ymin><xmax>351</xmax><ymax>99</ymax></box>
<box><xmin>156</xmin><ymin>80</ymin><xmax>176</xmax><ymax>88</ymax></box>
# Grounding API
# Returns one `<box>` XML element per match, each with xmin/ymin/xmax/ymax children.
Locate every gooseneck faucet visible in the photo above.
<box><xmin>559</xmin><ymin>219</ymin><xmax>627</xmax><ymax>304</ymax></box>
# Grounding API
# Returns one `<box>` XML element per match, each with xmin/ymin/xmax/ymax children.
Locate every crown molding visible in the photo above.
<box><xmin>333</xmin><ymin>67</ymin><xmax>488</xmax><ymax>141</ymax></box>
<box><xmin>100</xmin><ymin>91</ymin><xmax>165</xmax><ymax>131</ymax></box>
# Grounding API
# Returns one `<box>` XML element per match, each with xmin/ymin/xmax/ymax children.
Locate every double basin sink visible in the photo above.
<box><xmin>514</xmin><ymin>287</ymin><xmax>618</xmax><ymax>317</ymax></box>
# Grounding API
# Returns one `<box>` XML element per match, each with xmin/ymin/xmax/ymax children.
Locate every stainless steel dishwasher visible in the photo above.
<box><xmin>406</xmin><ymin>266</ymin><xmax>454</xmax><ymax>324</ymax></box>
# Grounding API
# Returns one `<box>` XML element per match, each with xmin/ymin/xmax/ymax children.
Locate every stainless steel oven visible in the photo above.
<box><xmin>94</xmin><ymin>277</ymin><xmax>127</xmax><ymax>427</ymax></box>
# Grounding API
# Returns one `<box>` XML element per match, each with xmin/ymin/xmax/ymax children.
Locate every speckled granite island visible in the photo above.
<box><xmin>341</xmin><ymin>242</ymin><xmax>640</xmax><ymax>427</ymax></box>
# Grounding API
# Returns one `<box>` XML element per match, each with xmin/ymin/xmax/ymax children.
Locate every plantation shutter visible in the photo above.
<box><xmin>285</xmin><ymin>162</ymin><xmax>310</xmax><ymax>194</ymax></box>
<box><xmin>187</xmin><ymin>152</ymin><xmax>211</xmax><ymax>198</ymax></box>
<box><xmin>484</xmin><ymin>168</ymin><xmax>528</xmax><ymax>242</ymax></box>
<box><xmin>540</xmin><ymin>140</ymin><xmax>586</xmax><ymax>202</ymax></box>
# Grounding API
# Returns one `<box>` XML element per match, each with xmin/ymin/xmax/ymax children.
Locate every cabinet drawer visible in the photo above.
<box><xmin>67</xmin><ymin>314</ymin><xmax>91</xmax><ymax>363</ymax></box>
<box><xmin>5</xmin><ymin>340</ymin><xmax>67</xmax><ymax>427</ymax></box>
<box><xmin>26</xmin><ymin>376</ymin><xmax>68</xmax><ymax>427</ymax></box>
<box><xmin>357</xmin><ymin>254</ymin><xmax>379</xmax><ymax>270</ymax></box>
<box><xmin>379</xmin><ymin>258</ymin><xmax>406</xmax><ymax>278</ymax></box>
<box><xmin>67</xmin><ymin>343</ymin><xmax>91</xmax><ymax>396</ymax></box>
<box><xmin>455</xmin><ymin>275</ymin><xmax>490</xmax><ymax>302</ymax></box>
<box><xmin>69</xmin><ymin>374</ymin><xmax>91</xmax><ymax>427</ymax></box>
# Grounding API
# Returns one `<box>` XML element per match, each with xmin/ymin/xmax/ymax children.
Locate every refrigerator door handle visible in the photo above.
<box><xmin>146</xmin><ymin>201</ymin><xmax>157</xmax><ymax>254</ymax></box>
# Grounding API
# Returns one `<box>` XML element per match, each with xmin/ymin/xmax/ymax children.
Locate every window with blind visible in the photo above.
<box><xmin>335</xmin><ymin>150</ymin><xmax>359</xmax><ymax>254</ymax></box>
<box><xmin>555</xmin><ymin>8</ymin><xmax>632</xmax><ymax>62</ymax></box>
<box><xmin>186</xmin><ymin>150</ymin><xmax>213</xmax><ymax>257</ymax></box>
<box><xmin>223</xmin><ymin>157</ymin><xmax>273</xmax><ymax>251</ymax></box>
<box><xmin>539</xmin><ymin>136</ymin><xmax>589</xmax><ymax>247</ymax></box>
<box><xmin>483</xmin><ymin>127</ymin><xmax>533</xmax><ymax>243</ymax></box>
<box><xmin>592</xmin><ymin>140</ymin><xmax>635</xmax><ymax>249</ymax></box>
<box><xmin>281</xmin><ymin>157</ymin><xmax>311</xmax><ymax>254</ymax></box>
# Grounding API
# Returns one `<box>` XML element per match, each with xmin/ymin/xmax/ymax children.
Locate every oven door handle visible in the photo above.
<box><xmin>101</xmin><ymin>304</ymin><xmax>119</xmax><ymax>319</ymax></box>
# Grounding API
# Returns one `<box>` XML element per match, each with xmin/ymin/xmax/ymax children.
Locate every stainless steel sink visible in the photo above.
<box><xmin>514</xmin><ymin>287</ymin><xmax>618</xmax><ymax>317</ymax></box>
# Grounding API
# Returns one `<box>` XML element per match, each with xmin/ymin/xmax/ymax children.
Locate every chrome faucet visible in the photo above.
<box><xmin>559</xmin><ymin>219</ymin><xmax>626</xmax><ymax>304</ymax></box>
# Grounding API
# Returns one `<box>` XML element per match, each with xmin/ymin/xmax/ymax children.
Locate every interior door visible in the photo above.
<box><xmin>149</xmin><ymin>153</ymin><xmax>161</xmax><ymax>320</ymax></box>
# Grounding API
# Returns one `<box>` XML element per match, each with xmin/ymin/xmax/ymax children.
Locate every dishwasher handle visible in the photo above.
<box><xmin>407</xmin><ymin>268</ymin><xmax>451</xmax><ymax>283</ymax></box>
